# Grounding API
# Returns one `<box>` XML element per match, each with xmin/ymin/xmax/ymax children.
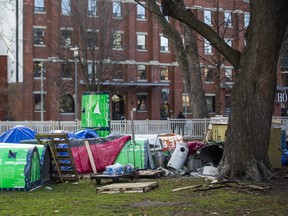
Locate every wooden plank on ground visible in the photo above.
<box><xmin>96</xmin><ymin>182</ymin><xmax>158</xmax><ymax>194</ymax></box>
<box><xmin>139</xmin><ymin>170</ymin><xmax>165</xmax><ymax>178</ymax></box>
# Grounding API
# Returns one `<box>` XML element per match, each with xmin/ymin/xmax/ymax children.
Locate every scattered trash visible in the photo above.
<box><xmin>45</xmin><ymin>186</ymin><xmax>52</xmax><ymax>190</ymax></box>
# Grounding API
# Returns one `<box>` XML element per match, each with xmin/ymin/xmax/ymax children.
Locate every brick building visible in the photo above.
<box><xmin>0</xmin><ymin>0</ymin><xmax>282</xmax><ymax>121</ymax></box>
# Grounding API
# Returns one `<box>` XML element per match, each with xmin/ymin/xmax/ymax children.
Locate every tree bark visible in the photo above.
<box><xmin>160</xmin><ymin>0</ymin><xmax>288</xmax><ymax>180</ymax></box>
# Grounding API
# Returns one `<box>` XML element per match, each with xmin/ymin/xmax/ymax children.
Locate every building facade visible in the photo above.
<box><xmin>0</xmin><ymin>0</ymin><xmax>282</xmax><ymax>121</ymax></box>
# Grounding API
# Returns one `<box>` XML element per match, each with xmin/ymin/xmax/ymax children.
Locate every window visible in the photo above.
<box><xmin>160</xmin><ymin>36</ymin><xmax>169</xmax><ymax>52</ymax></box>
<box><xmin>60</xmin><ymin>94</ymin><xmax>74</xmax><ymax>113</ymax></box>
<box><xmin>204</xmin><ymin>10</ymin><xmax>212</xmax><ymax>25</ymax></box>
<box><xmin>113</xmin><ymin>2</ymin><xmax>122</xmax><ymax>18</ymax></box>
<box><xmin>204</xmin><ymin>38</ymin><xmax>212</xmax><ymax>54</ymax></box>
<box><xmin>137</xmin><ymin>94</ymin><xmax>147</xmax><ymax>111</ymax></box>
<box><xmin>34</xmin><ymin>61</ymin><xmax>45</xmax><ymax>77</ymax></box>
<box><xmin>62</xmin><ymin>0</ymin><xmax>71</xmax><ymax>15</ymax></box>
<box><xmin>61</xmin><ymin>63</ymin><xmax>71</xmax><ymax>78</ymax></box>
<box><xmin>137</xmin><ymin>34</ymin><xmax>146</xmax><ymax>50</ymax></box>
<box><xmin>112</xmin><ymin>64</ymin><xmax>122</xmax><ymax>80</ymax></box>
<box><xmin>225</xmin><ymin>38</ymin><xmax>232</xmax><ymax>47</ymax></box>
<box><xmin>61</xmin><ymin>29</ymin><xmax>72</xmax><ymax>47</ymax></box>
<box><xmin>160</xmin><ymin>66</ymin><xmax>169</xmax><ymax>81</ymax></box>
<box><xmin>87</xmin><ymin>31</ymin><xmax>98</xmax><ymax>49</ymax></box>
<box><xmin>160</xmin><ymin>6</ymin><xmax>169</xmax><ymax>22</ymax></box>
<box><xmin>34</xmin><ymin>0</ymin><xmax>45</xmax><ymax>12</ymax></box>
<box><xmin>137</xmin><ymin>4</ymin><xmax>145</xmax><ymax>20</ymax></box>
<box><xmin>206</xmin><ymin>95</ymin><xmax>215</xmax><ymax>113</ymax></box>
<box><xmin>88</xmin><ymin>63</ymin><xmax>97</xmax><ymax>79</ymax></box>
<box><xmin>244</xmin><ymin>13</ymin><xmax>250</xmax><ymax>28</ymax></box>
<box><xmin>113</xmin><ymin>32</ymin><xmax>122</xmax><ymax>49</ymax></box>
<box><xmin>205</xmin><ymin>68</ymin><xmax>214</xmax><ymax>82</ymax></box>
<box><xmin>182</xmin><ymin>94</ymin><xmax>191</xmax><ymax>114</ymax></box>
<box><xmin>88</xmin><ymin>0</ymin><xmax>97</xmax><ymax>16</ymax></box>
<box><xmin>34</xmin><ymin>28</ymin><xmax>45</xmax><ymax>45</ymax></box>
<box><xmin>34</xmin><ymin>93</ymin><xmax>45</xmax><ymax>111</ymax></box>
<box><xmin>137</xmin><ymin>65</ymin><xmax>146</xmax><ymax>80</ymax></box>
<box><xmin>224</xmin><ymin>11</ymin><xmax>233</xmax><ymax>27</ymax></box>
<box><xmin>225</xmin><ymin>68</ymin><xmax>233</xmax><ymax>81</ymax></box>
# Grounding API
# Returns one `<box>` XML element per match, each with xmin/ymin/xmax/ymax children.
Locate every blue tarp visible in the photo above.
<box><xmin>73</xmin><ymin>129</ymin><xmax>98</xmax><ymax>139</ymax></box>
<box><xmin>0</xmin><ymin>125</ymin><xmax>37</xmax><ymax>143</ymax></box>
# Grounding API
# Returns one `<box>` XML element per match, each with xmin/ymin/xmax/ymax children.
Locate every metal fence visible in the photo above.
<box><xmin>0</xmin><ymin>118</ymin><xmax>211</xmax><ymax>140</ymax></box>
<box><xmin>1</xmin><ymin>117</ymin><xmax>286</xmax><ymax>140</ymax></box>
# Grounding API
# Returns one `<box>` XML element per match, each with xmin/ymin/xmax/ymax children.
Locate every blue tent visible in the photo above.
<box><xmin>0</xmin><ymin>125</ymin><xmax>37</xmax><ymax>143</ymax></box>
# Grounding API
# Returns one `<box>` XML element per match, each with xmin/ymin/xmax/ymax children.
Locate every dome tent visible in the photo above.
<box><xmin>0</xmin><ymin>125</ymin><xmax>37</xmax><ymax>143</ymax></box>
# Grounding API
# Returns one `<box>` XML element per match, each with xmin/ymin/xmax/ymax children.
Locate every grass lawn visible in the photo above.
<box><xmin>1</xmin><ymin>174</ymin><xmax>288</xmax><ymax>216</ymax></box>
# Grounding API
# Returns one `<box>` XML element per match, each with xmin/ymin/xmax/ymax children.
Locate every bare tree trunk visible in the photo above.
<box><xmin>159</xmin><ymin>0</ymin><xmax>288</xmax><ymax>180</ymax></box>
<box><xmin>218</xmin><ymin>1</ymin><xmax>288</xmax><ymax>180</ymax></box>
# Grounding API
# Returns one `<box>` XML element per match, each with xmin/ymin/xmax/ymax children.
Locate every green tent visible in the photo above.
<box><xmin>0</xmin><ymin>144</ymin><xmax>42</xmax><ymax>191</ymax></box>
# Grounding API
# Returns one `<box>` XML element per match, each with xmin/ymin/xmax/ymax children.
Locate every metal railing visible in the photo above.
<box><xmin>1</xmin><ymin>117</ymin><xmax>286</xmax><ymax>140</ymax></box>
<box><xmin>0</xmin><ymin>118</ymin><xmax>211</xmax><ymax>140</ymax></box>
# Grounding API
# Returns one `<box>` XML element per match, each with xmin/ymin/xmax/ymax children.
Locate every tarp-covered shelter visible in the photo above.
<box><xmin>70</xmin><ymin>135</ymin><xmax>131</xmax><ymax>173</ymax></box>
<box><xmin>0</xmin><ymin>125</ymin><xmax>37</xmax><ymax>143</ymax></box>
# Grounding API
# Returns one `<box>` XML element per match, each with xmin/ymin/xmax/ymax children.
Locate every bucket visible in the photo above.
<box><xmin>186</xmin><ymin>155</ymin><xmax>202</xmax><ymax>171</ymax></box>
<box><xmin>167</xmin><ymin>142</ymin><xmax>189</xmax><ymax>170</ymax></box>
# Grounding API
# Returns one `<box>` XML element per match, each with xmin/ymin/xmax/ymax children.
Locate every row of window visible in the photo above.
<box><xmin>33</xmin><ymin>27</ymin><xmax>169</xmax><ymax>52</ymax></box>
<box><xmin>204</xmin><ymin>9</ymin><xmax>250</xmax><ymax>28</ymax></box>
<box><xmin>34</xmin><ymin>61</ymin><xmax>171</xmax><ymax>81</ymax></box>
<box><xmin>34</xmin><ymin>92</ymin><xmax>225</xmax><ymax>115</ymax></box>
<box><xmin>34</xmin><ymin>0</ymin><xmax>147</xmax><ymax>19</ymax></box>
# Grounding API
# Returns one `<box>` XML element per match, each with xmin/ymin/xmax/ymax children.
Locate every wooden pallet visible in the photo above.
<box><xmin>139</xmin><ymin>170</ymin><xmax>165</xmax><ymax>178</ymax></box>
<box><xmin>96</xmin><ymin>181</ymin><xmax>158</xmax><ymax>194</ymax></box>
<box><xmin>36</xmin><ymin>133</ymin><xmax>79</xmax><ymax>183</ymax></box>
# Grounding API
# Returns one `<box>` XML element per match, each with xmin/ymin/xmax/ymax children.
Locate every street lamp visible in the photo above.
<box><xmin>40</xmin><ymin>66</ymin><xmax>44</xmax><ymax>121</ymax></box>
<box><xmin>70</xmin><ymin>46</ymin><xmax>79</xmax><ymax>120</ymax></box>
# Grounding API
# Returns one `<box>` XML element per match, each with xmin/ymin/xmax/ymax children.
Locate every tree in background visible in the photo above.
<box><xmin>140</xmin><ymin>0</ymin><xmax>208</xmax><ymax>118</ymax></box>
<box><xmin>159</xmin><ymin>0</ymin><xmax>288</xmax><ymax>180</ymax></box>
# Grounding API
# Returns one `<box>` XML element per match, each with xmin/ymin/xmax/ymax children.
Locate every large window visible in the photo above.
<box><xmin>60</xmin><ymin>94</ymin><xmax>74</xmax><ymax>113</ymax></box>
<box><xmin>137</xmin><ymin>94</ymin><xmax>147</xmax><ymax>111</ymax></box>
<box><xmin>112</xmin><ymin>64</ymin><xmax>122</xmax><ymax>80</ymax></box>
<box><xmin>225</xmin><ymin>68</ymin><xmax>233</xmax><ymax>82</ymax></box>
<box><xmin>205</xmin><ymin>68</ymin><xmax>214</xmax><ymax>82</ymax></box>
<box><xmin>113</xmin><ymin>2</ymin><xmax>122</xmax><ymax>18</ymax></box>
<box><xmin>34</xmin><ymin>61</ymin><xmax>45</xmax><ymax>77</ymax></box>
<box><xmin>88</xmin><ymin>63</ymin><xmax>97</xmax><ymax>79</ymax></box>
<box><xmin>160</xmin><ymin>36</ymin><xmax>169</xmax><ymax>52</ymax></box>
<box><xmin>204</xmin><ymin>38</ymin><xmax>212</xmax><ymax>54</ymax></box>
<box><xmin>61</xmin><ymin>29</ymin><xmax>72</xmax><ymax>47</ymax></box>
<box><xmin>225</xmin><ymin>38</ymin><xmax>233</xmax><ymax>47</ymax></box>
<box><xmin>88</xmin><ymin>0</ymin><xmax>97</xmax><ymax>16</ymax></box>
<box><xmin>160</xmin><ymin>66</ymin><xmax>169</xmax><ymax>81</ymax></box>
<box><xmin>182</xmin><ymin>94</ymin><xmax>191</xmax><ymax>114</ymax></box>
<box><xmin>62</xmin><ymin>0</ymin><xmax>71</xmax><ymax>15</ymax></box>
<box><xmin>204</xmin><ymin>10</ymin><xmax>212</xmax><ymax>25</ymax></box>
<box><xmin>34</xmin><ymin>27</ymin><xmax>46</xmax><ymax>45</ymax></box>
<box><xmin>87</xmin><ymin>31</ymin><xmax>98</xmax><ymax>49</ymax></box>
<box><xmin>61</xmin><ymin>63</ymin><xmax>71</xmax><ymax>78</ymax></box>
<box><xmin>137</xmin><ymin>34</ymin><xmax>146</xmax><ymax>50</ymax></box>
<box><xmin>244</xmin><ymin>13</ymin><xmax>250</xmax><ymax>28</ymax></box>
<box><xmin>224</xmin><ymin>11</ymin><xmax>233</xmax><ymax>27</ymax></box>
<box><xmin>206</xmin><ymin>95</ymin><xmax>215</xmax><ymax>113</ymax></box>
<box><xmin>113</xmin><ymin>32</ymin><xmax>122</xmax><ymax>49</ymax></box>
<box><xmin>137</xmin><ymin>65</ymin><xmax>146</xmax><ymax>80</ymax></box>
<box><xmin>34</xmin><ymin>93</ymin><xmax>45</xmax><ymax>111</ymax></box>
<box><xmin>34</xmin><ymin>0</ymin><xmax>45</xmax><ymax>12</ymax></box>
<box><xmin>137</xmin><ymin>4</ymin><xmax>146</xmax><ymax>20</ymax></box>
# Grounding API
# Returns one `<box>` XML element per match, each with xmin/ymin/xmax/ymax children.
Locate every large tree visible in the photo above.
<box><xmin>158</xmin><ymin>0</ymin><xmax>288</xmax><ymax>180</ymax></box>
